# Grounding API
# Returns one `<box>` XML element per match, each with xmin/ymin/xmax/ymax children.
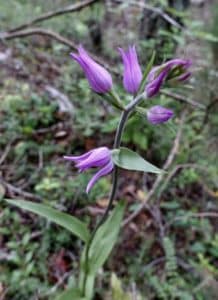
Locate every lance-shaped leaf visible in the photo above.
<box><xmin>112</xmin><ymin>147</ymin><xmax>162</xmax><ymax>174</ymax></box>
<box><xmin>55</xmin><ymin>288</ymin><xmax>86</xmax><ymax>300</ymax></box>
<box><xmin>78</xmin><ymin>202</ymin><xmax>125</xmax><ymax>299</ymax></box>
<box><xmin>138</xmin><ymin>50</ymin><xmax>156</xmax><ymax>94</ymax></box>
<box><xmin>6</xmin><ymin>199</ymin><xmax>90</xmax><ymax>243</ymax></box>
<box><xmin>88</xmin><ymin>201</ymin><xmax>125</xmax><ymax>274</ymax></box>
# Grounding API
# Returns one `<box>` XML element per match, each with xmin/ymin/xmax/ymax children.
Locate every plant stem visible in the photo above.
<box><xmin>81</xmin><ymin>93</ymin><xmax>146</xmax><ymax>297</ymax></box>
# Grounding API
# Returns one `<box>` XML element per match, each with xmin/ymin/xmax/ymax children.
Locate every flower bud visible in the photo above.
<box><xmin>147</xmin><ymin>105</ymin><xmax>174</xmax><ymax>124</ymax></box>
<box><xmin>146</xmin><ymin>67</ymin><xmax>169</xmax><ymax>98</ymax></box>
<box><xmin>119</xmin><ymin>45</ymin><xmax>142</xmax><ymax>95</ymax></box>
<box><xmin>71</xmin><ymin>46</ymin><xmax>113</xmax><ymax>94</ymax></box>
<box><xmin>146</xmin><ymin>58</ymin><xmax>191</xmax><ymax>98</ymax></box>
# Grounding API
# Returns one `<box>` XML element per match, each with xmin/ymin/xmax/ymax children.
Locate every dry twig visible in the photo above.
<box><xmin>165</xmin><ymin>212</ymin><xmax>218</xmax><ymax>231</ymax></box>
<box><xmin>114</xmin><ymin>0</ymin><xmax>184</xmax><ymax>29</ymax></box>
<box><xmin>0</xmin><ymin>140</ymin><xmax>14</xmax><ymax>166</ymax></box>
<box><xmin>0</xmin><ymin>178</ymin><xmax>41</xmax><ymax>201</ymax></box>
<box><xmin>7</xmin><ymin>0</ymin><xmax>99</xmax><ymax>33</ymax></box>
<box><xmin>0</xmin><ymin>27</ymin><xmax>114</xmax><ymax>73</ymax></box>
<box><xmin>161</xmin><ymin>90</ymin><xmax>206</xmax><ymax>110</ymax></box>
<box><xmin>157</xmin><ymin>163</ymin><xmax>209</xmax><ymax>199</ymax></box>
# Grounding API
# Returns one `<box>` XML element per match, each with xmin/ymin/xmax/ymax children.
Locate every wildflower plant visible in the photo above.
<box><xmin>6</xmin><ymin>45</ymin><xmax>191</xmax><ymax>299</ymax></box>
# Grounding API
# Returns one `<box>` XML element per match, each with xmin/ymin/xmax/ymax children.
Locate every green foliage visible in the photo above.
<box><xmin>6</xmin><ymin>199</ymin><xmax>90</xmax><ymax>242</ymax></box>
<box><xmin>79</xmin><ymin>202</ymin><xmax>125</xmax><ymax>299</ymax></box>
<box><xmin>1</xmin><ymin>0</ymin><xmax>218</xmax><ymax>299</ymax></box>
<box><xmin>88</xmin><ymin>202</ymin><xmax>125</xmax><ymax>274</ymax></box>
<box><xmin>112</xmin><ymin>147</ymin><xmax>162</xmax><ymax>173</ymax></box>
<box><xmin>56</xmin><ymin>288</ymin><xmax>85</xmax><ymax>300</ymax></box>
<box><xmin>138</xmin><ymin>51</ymin><xmax>156</xmax><ymax>94</ymax></box>
<box><xmin>148</xmin><ymin>237</ymin><xmax>194</xmax><ymax>300</ymax></box>
<box><xmin>111</xmin><ymin>273</ymin><xmax>132</xmax><ymax>300</ymax></box>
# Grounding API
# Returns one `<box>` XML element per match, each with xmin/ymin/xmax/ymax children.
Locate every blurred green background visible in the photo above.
<box><xmin>0</xmin><ymin>0</ymin><xmax>218</xmax><ymax>299</ymax></box>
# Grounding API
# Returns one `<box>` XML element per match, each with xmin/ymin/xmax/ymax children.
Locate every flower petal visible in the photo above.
<box><xmin>63</xmin><ymin>149</ymin><xmax>94</xmax><ymax>162</ymax></box>
<box><xmin>147</xmin><ymin>105</ymin><xmax>174</xmax><ymax>124</ymax></box>
<box><xmin>76</xmin><ymin>147</ymin><xmax>111</xmax><ymax>170</ymax></box>
<box><xmin>70</xmin><ymin>46</ymin><xmax>112</xmax><ymax>93</ymax></box>
<box><xmin>119</xmin><ymin>45</ymin><xmax>142</xmax><ymax>94</ymax></box>
<box><xmin>86</xmin><ymin>160</ymin><xmax>114</xmax><ymax>193</ymax></box>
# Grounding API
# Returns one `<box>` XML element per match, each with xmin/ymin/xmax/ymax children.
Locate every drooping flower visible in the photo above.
<box><xmin>147</xmin><ymin>105</ymin><xmax>174</xmax><ymax>124</ymax></box>
<box><xmin>64</xmin><ymin>147</ymin><xmax>114</xmax><ymax>193</ymax></box>
<box><xmin>71</xmin><ymin>46</ymin><xmax>113</xmax><ymax>94</ymax></box>
<box><xmin>118</xmin><ymin>45</ymin><xmax>142</xmax><ymax>95</ymax></box>
<box><xmin>146</xmin><ymin>58</ymin><xmax>192</xmax><ymax>98</ymax></box>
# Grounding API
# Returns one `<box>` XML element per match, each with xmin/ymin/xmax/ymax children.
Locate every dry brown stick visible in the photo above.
<box><xmin>7</xmin><ymin>0</ymin><xmax>99</xmax><ymax>33</ymax></box>
<box><xmin>165</xmin><ymin>212</ymin><xmax>218</xmax><ymax>231</ymax></box>
<box><xmin>161</xmin><ymin>90</ymin><xmax>206</xmax><ymax>110</ymax></box>
<box><xmin>40</xmin><ymin>271</ymin><xmax>73</xmax><ymax>298</ymax></box>
<box><xmin>1</xmin><ymin>27</ymin><xmax>77</xmax><ymax>47</ymax></box>
<box><xmin>0</xmin><ymin>139</ymin><xmax>14</xmax><ymax>166</ymax></box>
<box><xmin>141</xmin><ymin>256</ymin><xmax>193</xmax><ymax>274</ymax></box>
<box><xmin>114</xmin><ymin>0</ymin><xmax>184</xmax><ymax>30</ymax></box>
<box><xmin>0</xmin><ymin>178</ymin><xmax>41</xmax><ymax>201</ymax></box>
<box><xmin>122</xmin><ymin>110</ymin><xmax>187</xmax><ymax>227</ymax></box>
<box><xmin>133</xmin><ymin>1</ymin><xmax>184</xmax><ymax>30</ymax></box>
<box><xmin>157</xmin><ymin>163</ymin><xmax>209</xmax><ymax>199</ymax></box>
<box><xmin>0</xmin><ymin>27</ymin><xmax>114</xmax><ymax>73</ymax></box>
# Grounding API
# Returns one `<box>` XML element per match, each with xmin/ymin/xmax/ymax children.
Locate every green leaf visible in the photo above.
<box><xmin>138</xmin><ymin>51</ymin><xmax>156</xmax><ymax>94</ymax></box>
<box><xmin>192</xmin><ymin>31</ymin><xmax>218</xmax><ymax>42</ymax></box>
<box><xmin>78</xmin><ymin>249</ymin><xmax>95</xmax><ymax>300</ymax></box>
<box><xmin>88</xmin><ymin>201</ymin><xmax>125</xmax><ymax>274</ymax></box>
<box><xmin>6</xmin><ymin>199</ymin><xmax>90</xmax><ymax>243</ymax></box>
<box><xmin>55</xmin><ymin>288</ymin><xmax>87</xmax><ymax>300</ymax></box>
<box><xmin>83</xmin><ymin>272</ymin><xmax>95</xmax><ymax>300</ymax></box>
<box><xmin>112</xmin><ymin>147</ymin><xmax>162</xmax><ymax>174</ymax></box>
<box><xmin>55</xmin><ymin>288</ymin><xmax>84</xmax><ymax>300</ymax></box>
<box><xmin>78</xmin><ymin>202</ymin><xmax>125</xmax><ymax>300</ymax></box>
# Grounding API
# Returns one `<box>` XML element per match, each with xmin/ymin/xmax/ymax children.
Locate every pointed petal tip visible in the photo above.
<box><xmin>70</xmin><ymin>52</ymin><xmax>79</xmax><ymax>60</ymax></box>
<box><xmin>118</xmin><ymin>47</ymin><xmax>124</xmax><ymax>56</ymax></box>
<box><xmin>63</xmin><ymin>155</ymin><xmax>71</xmax><ymax>160</ymax></box>
<box><xmin>130</xmin><ymin>44</ymin><xmax>136</xmax><ymax>51</ymax></box>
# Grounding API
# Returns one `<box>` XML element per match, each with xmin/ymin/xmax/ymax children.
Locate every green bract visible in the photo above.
<box><xmin>112</xmin><ymin>147</ymin><xmax>162</xmax><ymax>174</ymax></box>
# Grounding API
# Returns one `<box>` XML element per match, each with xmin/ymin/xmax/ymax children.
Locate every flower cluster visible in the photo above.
<box><xmin>66</xmin><ymin>45</ymin><xmax>192</xmax><ymax>192</ymax></box>
<box><xmin>71</xmin><ymin>45</ymin><xmax>191</xmax><ymax>121</ymax></box>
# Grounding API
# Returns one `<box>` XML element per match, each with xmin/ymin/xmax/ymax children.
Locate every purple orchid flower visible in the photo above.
<box><xmin>146</xmin><ymin>66</ymin><xmax>170</xmax><ymax>98</ymax></box>
<box><xmin>71</xmin><ymin>46</ymin><xmax>113</xmax><ymax>94</ymax></box>
<box><xmin>118</xmin><ymin>45</ymin><xmax>142</xmax><ymax>95</ymax></box>
<box><xmin>147</xmin><ymin>105</ymin><xmax>174</xmax><ymax>124</ymax></box>
<box><xmin>146</xmin><ymin>58</ymin><xmax>192</xmax><ymax>98</ymax></box>
<box><xmin>164</xmin><ymin>58</ymin><xmax>192</xmax><ymax>82</ymax></box>
<box><xmin>64</xmin><ymin>147</ymin><xmax>114</xmax><ymax>193</ymax></box>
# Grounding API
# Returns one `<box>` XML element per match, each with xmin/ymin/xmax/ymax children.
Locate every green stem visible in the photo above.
<box><xmin>81</xmin><ymin>93</ymin><xmax>146</xmax><ymax>297</ymax></box>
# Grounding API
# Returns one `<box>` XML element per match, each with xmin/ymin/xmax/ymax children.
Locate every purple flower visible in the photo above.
<box><xmin>164</xmin><ymin>58</ymin><xmax>192</xmax><ymax>82</ymax></box>
<box><xmin>118</xmin><ymin>45</ymin><xmax>142</xmax><ymax>95</ymax></box>
<box><xmin>146</xmin><ymin>66</ymin><xmax>170</xmax><ymax>98</ymax></box>
<box><xmin>71</xmin><ymin>46</ymin><xmax>113</xmax><ymax>94</ymax></box>
<box><xmin>64</xmin><ymin>147</ymin><xmax>114</xmax><ymax>193</ymax></box>
<box><xmin>146</xmin><ymin>58</ymin><xmax>192</xmax><ymax>98</ymax></box>
<box><xmin>147</xmin><ymin>105</ymin><xmax>174</xmax><ymax>124</ymax></box>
